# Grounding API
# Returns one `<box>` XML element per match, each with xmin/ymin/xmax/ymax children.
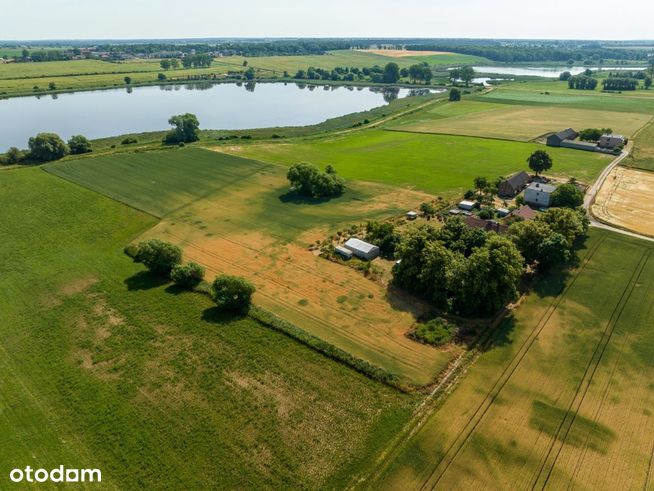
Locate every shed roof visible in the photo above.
<box><xmin>344</xmin><ymin>238</ymin><xmax>378</xmax><ymax>254</ymax></box>
<box><xmin>509</xmin><ymin>205</ymin><xmax>537</xmax><ymax>221</ymax></box>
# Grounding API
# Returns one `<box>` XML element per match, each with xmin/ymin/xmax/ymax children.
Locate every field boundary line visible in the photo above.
<box><xmin>533</xmin><ymin>249</ymin><xmax>651</xmax><ymax>490</ymax></box>
<box><xmin>418</xmin><ymin>234</ymin><xmax>608</xmax><ymax>490</ymax></box>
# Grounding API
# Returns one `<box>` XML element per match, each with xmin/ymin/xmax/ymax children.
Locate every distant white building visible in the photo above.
<box><xmin>406</xmin><ymin>211</ymin><xmax>418</xmax><ymax>220</ymax></box>
<box><xmin>458</xmin><ymin>200</ymin><xmax>476</xmax><ymax>211</ymax></box>
<box><xmin>344</xmin><ymin>238</ymin><xmax>380</xmax><ymax>260</ymax></box>
<box><xmin>524</xmin><ymin>182</ymin><xmax>557</xmax><ymax>208</ymax></box>
<box><xmin>335</xmin><ymin>245</ymin><xmax>353</xmax><ymax>259</ymax></box>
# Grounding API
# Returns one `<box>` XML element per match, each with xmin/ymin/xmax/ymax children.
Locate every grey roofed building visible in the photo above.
<box><xmin>335</xmin><ymin>245</ymin><xmax>353</xmax><ymax>259</ymax></box>
<box><xmin>344</xmin><ymin>238</ymin><xmax>380</xmax><ymax>260</ymax></box>
<box><xmin>598</xmin><ymin>134</ymin><xmax>626</xmax><ymax>149</ymax></box>
<box><xmin>498</xmin><ymin>171</ymin><xmax>530</xmax><ymax>197</ymax></box>
<box><xmin>560</xmin><ymin>140</ymin><xmax>599</xmax><ymax>152</ymax></box>
<box><xmin>524</xmin><ymin>182</ymin><xmax>557</xmax><ymax>208</ymax></box>
<box><xmin>546</xmin><ymin>128</ymin><xmax>579</xmax><ymax>147</ymax></box>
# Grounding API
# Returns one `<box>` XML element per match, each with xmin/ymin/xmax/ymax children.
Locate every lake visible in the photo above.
<box><xmin>471</xmin><ymin>65</ymin><xmax>646</xmax><ymax>78</ymax></box>
<box><xmin>0</xmin><ymin>82</ymin><xmax>442</xmax><ymax>151</ymax></box>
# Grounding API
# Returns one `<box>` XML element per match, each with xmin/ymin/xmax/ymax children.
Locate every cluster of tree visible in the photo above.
<box><xmin>164</xmin><ymin>113</ymin><xmax>201</xmax><ymax>144</ymax></box>
<box><xmin>549</xmin><ymin>182</ymin><xmax>585</xmax><ymax>208</ymax></box>
<box><xmin>365</xmin><ymin>221</ymin><xmax>400</xmax><ymax>259</ymax></box>
<box><xmin>579</xmin><ymin>128</ymin><xmax>612</xmax><ymax>141</ymax></box>
<box><xmin>132</xmin><ymin>238</ymin><xmax>255</xmax><ymax>312</ymax></box>
<box><xmin>1</xmin><ymin>133</ymin><xmax>93</xmax><ymax>164</ymax></box>
<box><xmin>508</xmin><ymin>208</ymin><xmax>588</xmax><ymax>268</ymax></box>
<box><xmin>159</xmin><ymin>58</ymin><xmax>180</xmax><ymax>70</ymax></box>
<box><xmin>181</xmin><ymin>54</ymin><xmax>213</xmax><ymax>69</ymax></box>
<box><xmin>88</xmin><ymin>40</ymin><xmax>353</xmax><ymax>58</ymax></box>
<box><xmin>568</xmin><ymin>75</ymin><xmax>598</xmax><ymax>90</ymax></box>
<box><xmin>449</xmin><ymin>66</ymin><xmax>475</xmax><ymax>86</ymax></box>
<box><xmin>601</xmin><ymin>78</ymin><xmax>639</xmax><ymax>91</ymax></box>
<box><xmin>393</xmin><ymin>220</ymin><xmax>523</xmax><ymax>315</ymax></box>
<box><xmin>286</xmin><ymin>163</ymin><xmax>345</xmax><ymax>199</ymax></box>
<box><xmin>405</xmin><ymin>63</ymin><xmax>433</xmax><ymax>84</ymax></box>
<box><xmin>559</xmin><ymin>71</ymin><xmax>572</xmax><ymax>81</ymax></box>
<box><xmin>13</xmin><ymin>49</ymin><xmax>71</xmax><ymax>63</ymax></box>
<box><xmin>392</xmin><ymin>207</ymin><xmax>588</xmax><ymax>316</ymax></box>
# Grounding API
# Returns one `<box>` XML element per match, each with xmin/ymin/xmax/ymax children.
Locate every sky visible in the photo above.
<box><xmin>3</xmin><ymin>0</ymin><xmax>653</xmax><ymax>41</ymax></box>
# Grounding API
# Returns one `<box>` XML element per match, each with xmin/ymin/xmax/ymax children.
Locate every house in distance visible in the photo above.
<box><xmin>546</xmin><ymin>128</ymin><xmax>578</xmax><ymax>147</ymax></box>
<box><xmin>598</xmin><ymin>134</ymin><xmax>626</xmax><ymax>150</ymax></box>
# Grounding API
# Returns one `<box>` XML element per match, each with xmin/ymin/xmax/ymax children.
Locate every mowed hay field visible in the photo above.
<box><xmin>371</xmin><ymin>230</ymin><xmax>654</xmax><ymax>490</ymax></box>
<box><xmin>390</xmin><ymin>100</ymin><xmax>652</xmax><ymax>141</ymax></box>
<box><xmin>0</xmin><ymin>166</ymin><xmax>419</xmax><ymax>489</ymax></box>
<box><xmin>47</xmin><ymin>148</ymin><xmax>457</xmax><ymax>386</ymax></box>
<box><xmin>593</xmin><ymin>166</ymin><xmax>654</xmax><ymax>237</ymax></box>
<box><xmin>221</xmin><ymin>130</ymin><xmax>612</xmax><ymax>196</ymax></box>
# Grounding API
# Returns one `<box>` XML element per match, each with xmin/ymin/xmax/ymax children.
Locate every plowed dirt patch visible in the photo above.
<box><xmin>592</xmin><ymin>166</ymin><xmax>654</xmax><ymax>237</ymax></box>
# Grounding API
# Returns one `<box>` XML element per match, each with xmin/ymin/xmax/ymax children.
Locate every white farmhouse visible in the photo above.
<box><xmin>524</xmin><ymin>182</ymin><xmax>557</xmax><ymax>208</ymax></box>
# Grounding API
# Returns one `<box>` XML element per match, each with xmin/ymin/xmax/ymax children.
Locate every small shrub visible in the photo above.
<box><xmin>3</xmin><ymin>147</ymin><xmax>24</xmax><ymax>164</ymax></box>
<box><xmin>68</xmin><ymin>135</ymin><xmax>92</xmax><ymax>154</ymax></box>
<box><xmin>211</xmin><ymin>274</ymin><xmax>256</xmax><ymax>313</ymax></box>
<box><xmin>121</xmin><ymin>136</ymin><xmax>138</xmax><ymax>145</ymax></box>
<box><xmin>178</xmin><ymin>142</ymin><xmax>185</xmax><ymax>147</ymax></box>
<box><xmin>171</xmin><ymin>262</ymin><xmax>205</xmax><ymax>288</ymax></box>
<box><xmin>411</xmin><ymin>318</ymin><xmax>456</xmax><ymax>346</ymax></box>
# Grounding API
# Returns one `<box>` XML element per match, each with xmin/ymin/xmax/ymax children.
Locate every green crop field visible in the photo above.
<box><xmin>389</xmin><ymin>100</ymin><xmax>652</xmax><ymax>141</ymax></box>
<box><xmin>475</xmin><ymin>83</ymin><xmax>654</xmax><ymax>114</ymax></box>
<box><xmin>220</xmin><ymin>129</ymin><xmax>612</xmax><ymax>196</ymax></box>
<box><xmin>0</xmin><ymin>166</ymin><xmax>419</xmax><ymax>489</ymax></box>
<box><xmin>46</xmin><ymin>148</ymin><xmax>456</xmax><ymax>386</ymax></box>
<box><xmin>369</xmin><ymin>230</ymin><xmax>654</xmax><ymax>490</ymax></box>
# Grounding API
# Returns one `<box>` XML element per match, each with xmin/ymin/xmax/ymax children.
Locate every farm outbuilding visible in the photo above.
<box><xmin>524</xmin><ymin>182</ymin><xmax>557</xmax><ymax>208</ymax></box>
<box><xmin>498</xmin><ymin>171</ymin><xmax>530</xmax><ymax>197</ymax></box>
<box><xmin>344</xmin><ymin>238</ymin><xmax>380</xmax><ymax>260</ymax></box>
<box><xmin>406</xmin><ymin>211</ymin><xmax>418</xmax><ymax>220</ymax></box>
<box><xmin>458</xmin><ymin>200</ymin><xmax>476</xmax><ymax>211</ymax></box>
<box><xmin>546</xmin><ymin>128</ymin><xmax>578</xmax><ymax>147</ymax></box>
<box><xmin>508</xmin><ymin>204</ymin><xmax>537</xmax><ymax>221</ymax></box>
<box><xmin>335</xmin><ymin>245</ymin><xmax>353</xmax><ymax>259</ymax></box>
<box><xmin>560</xmin><ymin>140</ymin><xmax>599</xmax><ymax>152</ymax></box>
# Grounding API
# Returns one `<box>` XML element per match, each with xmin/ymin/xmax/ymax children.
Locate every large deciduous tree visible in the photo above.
<box><xmin>527</xmin><ymin>150</ymin><xmax>553</xmax><ymax>176</ymax></box>
<box><xmin>28</xmin><ymin>133</ymin><xmax>69</xmax><ymax>162</ymax></box>
<box><xmin>165</xmin><ymin>113</ymin><xmax>200</xmax><ymax>143</ymax></box>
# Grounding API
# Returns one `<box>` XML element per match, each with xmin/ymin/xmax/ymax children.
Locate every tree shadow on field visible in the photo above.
<box><xmin>124</xmin><ymin>271</ymin><xmax>170</xmax><ymax>291</ymax></box>
<box><xmin>278</xmin><ymin>191</ymin><xmax>340</xmax><ymax>205</ymax></box>
<box><xmin>201</xmin><ymin>306</ymin><xmax>246</xmax><ymax>324</ymax></box>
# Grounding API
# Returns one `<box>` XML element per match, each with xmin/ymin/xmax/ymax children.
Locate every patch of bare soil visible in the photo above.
<box><xmin>592</xmin><ymin>166</ymin><xmax>654</xmax><ymax>237</ymax></box>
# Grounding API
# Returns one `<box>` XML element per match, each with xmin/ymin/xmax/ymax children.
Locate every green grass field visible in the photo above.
<box><xmin>0</xmin><ymin>166</ymin><xmax>419</xmax><ymax>489</ymax></box>
<box><xmin>369</xmin><ymin>230</ymin><xmax>654</xmax><ymax>490</ymax></box>
<box><xmin>389</xmin><ymin>100</ymin><xmax>652</xmax><ymax>141</ymax></box>
<box><xmin>219</xmin><ymin>129</ymin><xmax>612</xmax><ymax>196</ymax></box>
<box><xmin>46</xmin><ymin>148</ymin><xmax>456</xmax><ymax>386</ymax></box>
<box><xmin>476</xmin><ymin>83</ymin><xmax>654</xmax><ymax>114</ymax></box>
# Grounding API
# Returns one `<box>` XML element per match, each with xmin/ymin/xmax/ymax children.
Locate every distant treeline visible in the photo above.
<box><xmin>403</xmin><ymin>41</ymin><xmax>653</xmax><ymax>62</ymax></box>
<box><xmin>94</xmin><ymin>40</ymin><xmax>353</xmax><ymax>57</ymax></box>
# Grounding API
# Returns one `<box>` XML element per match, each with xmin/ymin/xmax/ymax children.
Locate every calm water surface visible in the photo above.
<box><xmin>472</xmin><ymin>65</ymin><xmax>646</xmax><ymax>78</ymax></box>
<box><xmin>0</xmin><ymin>82</ymin><xmax>441</xmax><ymax>150</ymax></box>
